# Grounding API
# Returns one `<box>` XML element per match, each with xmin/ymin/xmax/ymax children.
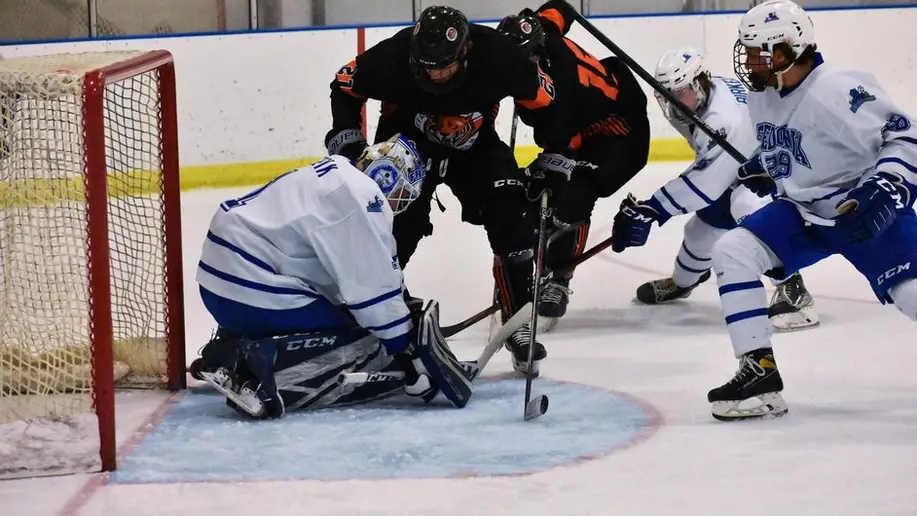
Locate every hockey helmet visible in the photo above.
<box><xmin>496</xmin><ymin>8</ymin><xmax>546</xmax><ymax>59</ymax></box>
<box><xmin>653</xmin><ymin>48</ymin><xmax>710</xmax><ymax>123</ymax></box>
<box><xmin>733</xmin><ymin>0</ymin><xmax>815</xmax><ymax>91</ymax></box>
<box><xmin>409</xmin><ymin>6</ymin><xmax>471</xmax><ymax>93</ymax></box>
<box><xmin>355</xmin><ymin>134</ymin><xmax>426</xmax><ymax>215</ymax></box>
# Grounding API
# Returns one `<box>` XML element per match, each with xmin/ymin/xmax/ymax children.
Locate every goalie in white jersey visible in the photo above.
<box><xmin>611</xmin><ymin>47</ymin><xmax>818</xmax><ymax>331</ymax></box>
<box><xmin>192</xmin><ymin>134</ymin><xmax>474</xmax><ymax>418</ymax></box>
<box><xmin>703</xmin><ymin>0</ymin><xmax>917</xmax><ymax>421</ymax></box>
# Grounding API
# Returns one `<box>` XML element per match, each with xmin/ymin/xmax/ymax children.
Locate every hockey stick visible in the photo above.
<box><xmin>523</xmin><ymin>192</ymin><xmax>551</xmax><ymax>421</ymax></box>
<box><xmin>562</xmin><ymin>2</ymin><xmax>748</xmax><ymax>165</ymax></box>
<box><xmin>339</xmin><ymin>303</ymin><xmax>531</xmax><ymax>389</ymax></box>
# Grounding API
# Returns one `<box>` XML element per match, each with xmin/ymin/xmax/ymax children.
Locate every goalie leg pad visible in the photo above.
<box><xmin>415</xmin><ymin>300</ymin><xmax>473</xmax><ymax>408</ymax></box>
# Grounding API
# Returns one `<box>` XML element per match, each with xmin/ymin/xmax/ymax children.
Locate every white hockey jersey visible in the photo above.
<box><xmin>747</xmin><ymin>54</ymin><xmax>917</xmax><ymax>223</ymax></box>
<box><xmin>196</xmin><ymin>155</ymin><xmax>411</xmax><ymax>347</ymax></box>
<box><xmin>649</xmin><ymin>76</ymin><xmax>760</xmax><ymax>220</ymax></box>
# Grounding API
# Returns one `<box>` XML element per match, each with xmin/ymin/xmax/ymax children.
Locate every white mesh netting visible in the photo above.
<box><xmin>0</xmin><ymin>51</ymin><xmax>174</xmax><ymax>478</ymax></box>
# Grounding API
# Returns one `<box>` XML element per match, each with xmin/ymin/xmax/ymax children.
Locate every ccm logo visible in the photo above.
<box><xmin>877</xmin><ymin>262</ymin><xmax>911</xmax><ymax>285</ymax></box>
<box><xmin>493</xmin><ymin>178</ymin><xmax>525</xmax><ymax>188</ymax></box>
<box><xmin>623</xmin><ymin>205</ymin><xmax>653</xmax><ymax>223</ymax></box>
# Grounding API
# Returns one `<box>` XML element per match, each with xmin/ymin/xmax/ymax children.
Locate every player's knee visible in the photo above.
<box><xmin>482</xmin><ymin>202</ymin><xmax>532</xmax><ymax>255</ymax></box>
<box><xmin>711</xmin><ymin>228</ymin><xmax>773</xmax><ymax>278</ymax></box>
<box><xmin>889</xmin><ymin>279</ymin><xmax>917</xmax><ymax>321</ymax></box>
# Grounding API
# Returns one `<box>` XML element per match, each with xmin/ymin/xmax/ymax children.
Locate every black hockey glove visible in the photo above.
<box><xmin>835</xmin><ymin>172</ymin><xmax>907</xmax><ymax>243</ymax></box>
<box><xmin>737</xmin><ymin>153</ymin><xmax>777</xmax><ymax>197</ymax></box>
<box><xmin>525</xmin><ymin>151</ymin><xmax>576</xmax><ymax>202</ymax></box>
<box><xmin>325</xmin><ymin>127</ymin><xmax>367</xmax><ymax>161</ymax></box>
<box><xmin>611</xmin><ymin>194</ymin><xmax>660</xmax><ymax>252</ymax></box>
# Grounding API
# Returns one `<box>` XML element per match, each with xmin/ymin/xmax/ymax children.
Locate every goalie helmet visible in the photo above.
<box><xmin>733</xmin><ymin>0</ymin><xmax>815</xmax><ymax>92</ymax></box>
<box><xmin>496</xmin><ymin>8</ymin><xmax>546</xmax><ymax>59</ymax></box>
<box><xmin>355</xmin><ymin>134</ymin><xmax>426</xmax><ymax>215</ymax></box>
<box><xmin>653</xmin><ymin>48</ymin><xmax>710</xmax><ymax>124</ymax></box>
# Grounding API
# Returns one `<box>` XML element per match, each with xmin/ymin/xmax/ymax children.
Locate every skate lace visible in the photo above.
<box><xmin>729</xmin><ymin>355</ymin><xmax>766</xmax><ymax>384</ymax></box>
<box><xmin>510</xmin><ymin>323</ymin><xmax>533</xmax><ymax>345</ymax></box>
<box><xmin>772</xmin><ymin>275</ymin><xmax>807</xmax><ymax>307</ymax></box>
<box><xmin>540</xmin><ymin>282</ymin><xmax>573</xmax><ymax>304</ymax></box>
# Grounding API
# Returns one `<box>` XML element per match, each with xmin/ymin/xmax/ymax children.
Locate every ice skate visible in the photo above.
<box><xmin>635</xmin><ymin>269</ymin><xmax>711</xmax><ymax>304</ymax></box>
<box><xmin>769</xmin><ymin>272</ymin><xmax>819</xmax><ymax>331</ymax></box>
<box><xmin>538</xmin><ymin>279</ymin><xmax>572</xmax><ymax>332</ymax></box>
<box><xmin>707</xmin><ymin>348</ymin><xmax>788</xmax><ymax>421</ymax></box>
<box><xmin>504</xmin><ymin>323</ymin><xmax>547</xmax><ymax>377</ymax></box>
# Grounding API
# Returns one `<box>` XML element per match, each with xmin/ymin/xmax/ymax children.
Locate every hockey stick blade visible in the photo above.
<box><xmin>441</xmin><ymin>304</ymin><xmax>500</xmax><ymax>338</ymax></box>
<box><xmin>464</xmin><ymin>301</ymin><xmax>533</xmax><ymax>380</ymax></box>
<box><xmin>524</xmin><ymin>394</ymin><xmax>549</xmax><ymax>421</ymax></box>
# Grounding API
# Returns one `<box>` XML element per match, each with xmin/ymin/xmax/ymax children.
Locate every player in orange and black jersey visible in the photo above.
<box><xmin>327</xmin><ymin>5</ymin><xmax>575</xmax><ymax>375</ymax></box>
<box><xmin>498</xmin><ymin>1</ymin><xmax>651</xmax><ymax>324</ymax></box>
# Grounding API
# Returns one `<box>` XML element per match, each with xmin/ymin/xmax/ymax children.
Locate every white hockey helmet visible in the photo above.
<box><xmin>733</xmin><ymin>0</ymin><xmax>816</xmax><ymax>91</ymax></box>
<box><xmin>653</xmin><ymin>48</ymin><xmax>710</xmax><ymax>123</ymax></box>
<box><xmin>355</xmin><ymin>134</ymin><xmax>426</xmax><ymax>215</ymax></box>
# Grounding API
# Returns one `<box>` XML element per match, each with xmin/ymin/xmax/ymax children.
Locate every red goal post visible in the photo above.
<box><xmin>0</xmin><ymin>50</ymin><xmax>185</xmax><ymax>477</ymax></box>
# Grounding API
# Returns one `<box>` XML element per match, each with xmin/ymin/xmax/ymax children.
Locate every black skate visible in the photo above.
<box><xmin>504</xmin><ymin>323</ymin><xmax>547</xmax><ymax>377</ymax></box>
<box><xmin>189</xmin><ymin>327</ymin><xmax>243</xmax><ymax>381</ymax></box>
<box><xmin>768</xmin><ymin>272</ymin><xmax>819</xmax><ymax>331</ymax></box>
<box><xmin>635</xmin><ymin>269</ymin><xmax>711</xmax><ymax>304</ymax></box>
<box><xmin>707</xmin><ymin>348</ymin><xmax>788</xmax><ymax>421</ymax></box>
<box><xmin>538</xmin><ymin>279</ymin><xmax>572</xmax><ymax>332</ymax></box>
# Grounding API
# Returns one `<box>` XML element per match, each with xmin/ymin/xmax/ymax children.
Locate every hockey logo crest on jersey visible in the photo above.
<box><xmin>848</xmin><ymin>85</ymin><xmax>876</xmax><ymax>113</ymax></box>
<box><xmin>366</xmin><ymin>195</ymin><xmax>385</xmax><ymax>213</ymax></box>
<box><xmin>414</xmin><ymin>112</ymin><xmax>484</xmax><ymax>150</ymax></box>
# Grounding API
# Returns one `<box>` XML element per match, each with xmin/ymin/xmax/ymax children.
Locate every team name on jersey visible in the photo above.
<box><xmin>756</xmin><ymin>122</ymin><xmax>811</xmax><ymax>168</ymax></box>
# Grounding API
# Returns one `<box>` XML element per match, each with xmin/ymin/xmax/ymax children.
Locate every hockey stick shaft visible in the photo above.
<box><xmin>563</xmin><ymin>2</ymin><xmax>748</xmax><ymax>165</ymax></box>
<box><xmin>523</xmin><ymin>193</ymin><xmax>550</xmax><ymax>420</ymax></box>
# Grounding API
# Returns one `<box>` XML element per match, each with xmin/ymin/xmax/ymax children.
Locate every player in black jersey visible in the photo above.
<box><xmin>327</xmin><ymin>5</ymin><xmax>575</xmax><ymax>375</ymax></box>
<box><xmin>498</xmin><ymin>1</ymin><xmax>651</xmax><ymax>327</ymax></box>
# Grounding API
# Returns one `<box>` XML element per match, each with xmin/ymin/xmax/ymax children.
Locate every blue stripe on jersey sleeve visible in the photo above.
<box><xmin>681</xmin><ymin>175</ymin><xmax>715</xmax><ymax>204</ymax></box>
<box><xmin>659</xmin><ymin>186</ymin><xmax>688</xmax><ymax>214</ymax></box>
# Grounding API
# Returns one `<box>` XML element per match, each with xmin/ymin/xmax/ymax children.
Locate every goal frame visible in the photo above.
<box><xmin>82</xmin><ymin>50</ymin><xmax>186</xmax><ymax>471</ymax></box>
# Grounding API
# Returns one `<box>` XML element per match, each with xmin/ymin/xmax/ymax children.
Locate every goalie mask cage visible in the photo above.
<box><xmin>0</xmin><ymin>50</ymin><xmax>185</xmax><ymax>478</ymax></box>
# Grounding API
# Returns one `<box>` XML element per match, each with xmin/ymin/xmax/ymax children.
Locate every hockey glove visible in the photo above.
<box><xmin>325</xmin><ymin>128</ymin><xmax>367</xmax><ymax>161</ymax></box>
<box><xmin>737</xmin><ymin>153</ymin><xmax>777</xmax><ymax>197</ymax></box>
<box><xmin>525</xmin><ymin>151</ymin><xmax>576</xmax><ymax>202</ymax></box>
<box><xmin>611</xmin><ymin>194</ymin><xmax>660</xmax><ymax>253</ymax></box>
<box><xmin>836</xmin><ymin>172</ymin><xmax>906</xmax><ymax>243</ymax></box>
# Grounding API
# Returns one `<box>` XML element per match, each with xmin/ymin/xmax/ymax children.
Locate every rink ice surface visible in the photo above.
<box><xmin>4</xmin><ymin>162</ymin><xmax>917</xmax><ymax>516</ymax></box>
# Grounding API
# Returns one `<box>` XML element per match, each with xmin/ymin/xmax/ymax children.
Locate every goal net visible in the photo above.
<box><xmin>0</xmin><ymin>50</ymin><xmax>185</xmax><ymax>479</ymax></box>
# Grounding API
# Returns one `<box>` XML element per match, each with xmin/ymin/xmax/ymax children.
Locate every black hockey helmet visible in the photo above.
<box><xmin>409</xmin><ymin>6</ymin><xmax>470</xmax><ymax>93</ymax></box>
<box><xmin>496</xmin><ymin>8</ymin><xmax>546</xmax><ymax>59</ymax></box>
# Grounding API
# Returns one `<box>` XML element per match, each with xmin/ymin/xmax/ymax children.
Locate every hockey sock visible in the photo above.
<box><xmin>493</xmin><ymin>249</ymin><xmax>534</xmax><ymax>323</ymax></box>
<box><xmin>711</xmin><ymin>229</ymin><xmax>776</xmax><ymax>357</ymax></box>
<box><xmin>672</xmin><ymin>240</ymin><xmax>714</xmax><ymax>288</ymax></box>
<box><xmin>546</xmin><ymin>220</ymin><xmax>590</xmax><ymax>280</ymax></box>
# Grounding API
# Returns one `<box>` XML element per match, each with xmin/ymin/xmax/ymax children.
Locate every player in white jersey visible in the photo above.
<box><xmin>704</xmin><ymin>0</ymin><xmax>917</xmax><ymax>420</ymax></box>
<box><xmin>191</xmin><ymin>134</ymin><xmax>474</xmax><ymax>418</ymax></box>
<box><xmin>612</xmin><ymin>48</ymin><xmax>818</xmax><ymax>331</ymax></box>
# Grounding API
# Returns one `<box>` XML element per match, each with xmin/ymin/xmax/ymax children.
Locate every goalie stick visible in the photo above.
<box><xmin>339</xmin><ymin>302</ymin><xmax>533</xmax><ymax>390</ymax></box>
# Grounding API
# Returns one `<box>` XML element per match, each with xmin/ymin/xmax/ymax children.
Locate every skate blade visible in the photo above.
<box><xmin>200</xmin><ymin>371</ymin><xmax>265</xmax><ymax>418</ymax></box>
<box><xmin>537</xmin><ymin>317</ymin><xmax>559</xmax><ymax>333</ymax></box>
<box><xmin>524</xmin><ymin>394</ymin><xmax>549</xmax><ymax>421</ymax></box>
<box><xmin>711</xmin><ymin>392</ymin><xmax>788</xmax><ymax>421</ymax></box>
<box><xmin>771</xmin><ymin>307</ymin><xmax>820</xmax><ymax>332</ymax></box>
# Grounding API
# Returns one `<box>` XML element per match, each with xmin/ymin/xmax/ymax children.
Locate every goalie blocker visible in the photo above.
<box><xmin>195</xmin><ymin>299</ymin><xmax>473</xmax><ymax>418</ymax></box>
